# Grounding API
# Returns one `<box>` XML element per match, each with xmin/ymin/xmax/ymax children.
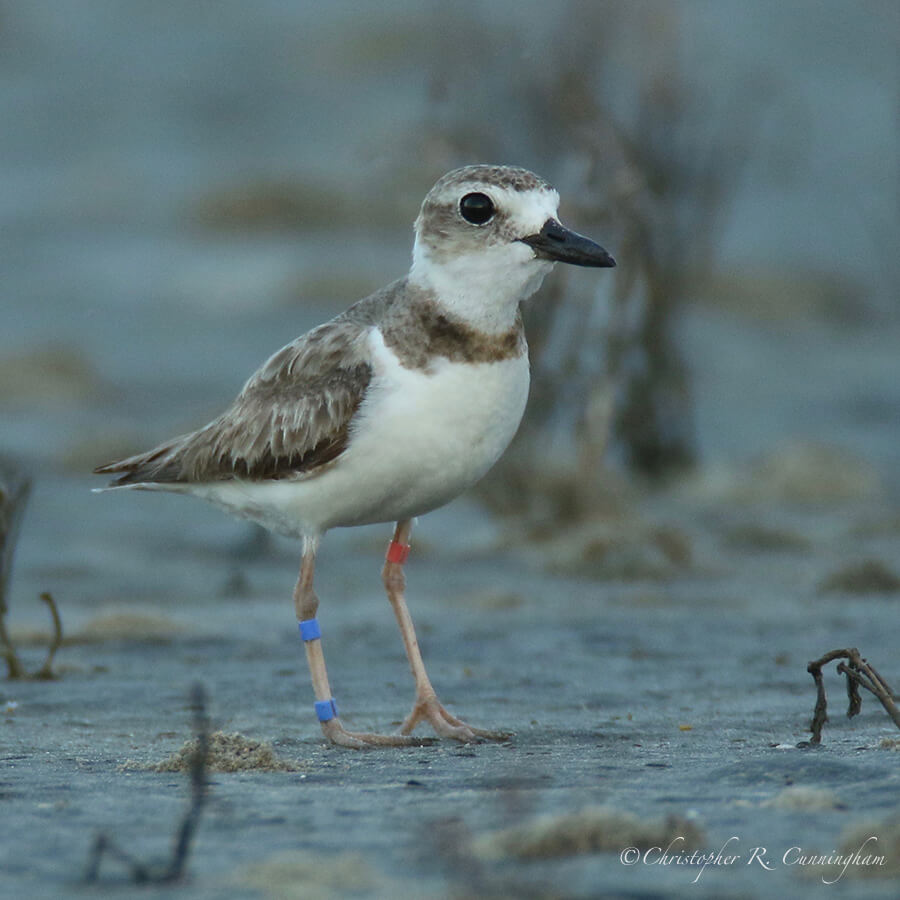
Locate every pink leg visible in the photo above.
<box><xmin>383</xmin><ymin>520</ymin><xmax>511</xmax><ymax>742</ymax></box>
<box><xmin>294</xmin><ymin>536</ymin><xmax>431</xmax><ymax>748</ymax></box>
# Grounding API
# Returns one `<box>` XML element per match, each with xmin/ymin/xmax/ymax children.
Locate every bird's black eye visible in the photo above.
<box><xmin>459</xmin><ymin>192</ymin><xmax>495</xmax><ymax>225</ymax></box>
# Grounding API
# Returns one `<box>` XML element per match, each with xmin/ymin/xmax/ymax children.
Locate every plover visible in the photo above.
<box><xmin>96</xmin><ymin>165</ymin><xmax>615</xmax><ymax>748</ymax></box>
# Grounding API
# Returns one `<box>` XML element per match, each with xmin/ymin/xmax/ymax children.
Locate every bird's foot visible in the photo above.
<box><xmin>321</xmin><ymin>717</ymin><xmax>436</xmax><ymax>749</ymax></box>
<box><xmin>400</xmin><ymin>691</ymin><xmax>512</xmax><ymax>743</ymax></box>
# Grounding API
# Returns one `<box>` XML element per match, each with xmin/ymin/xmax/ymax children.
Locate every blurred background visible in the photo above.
<box><xmin>2</xmin><ymin>4</ymin><xmax>900</xmax><ymax>895</ymax></box>
<box><xmin>2</xmin><ymin>0</ymin><xmax>898</xmax><ymax>606</ymax></box>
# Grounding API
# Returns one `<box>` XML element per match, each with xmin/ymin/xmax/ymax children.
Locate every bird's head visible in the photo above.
<box><xmin>410</xmin><ymin>164</ymin><xmax>614</xmax><ymax>331</ymax></box>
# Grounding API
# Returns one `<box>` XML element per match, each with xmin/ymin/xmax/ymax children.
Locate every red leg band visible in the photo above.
<box><xmin>386</xmin><ymin>540</ymin><xmax>411</xmax><ymax>564</ymax></box>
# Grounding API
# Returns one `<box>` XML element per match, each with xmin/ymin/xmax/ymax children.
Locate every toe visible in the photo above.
<box><xmin>408</xmin><ymin>697</ymin><xmax>512</xmax><ymax>743</ymax></box>
<box><xmin>467</xmin><ymin>725</ymin><xmax>514</xmax><ymax>741</ymax></box>
<box><xmin>322</xmin><ymin>718</ymin><xmax>435</xmax><ymax>748</ymax></box>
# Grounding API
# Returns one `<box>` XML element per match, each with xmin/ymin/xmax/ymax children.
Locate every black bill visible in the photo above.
<box><xmin>519</xmin><ymin>218</ymin><xmax>616</xmax><ymax>268</ymax></box>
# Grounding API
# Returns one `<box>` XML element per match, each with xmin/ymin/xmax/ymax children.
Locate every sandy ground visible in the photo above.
<box><xmin>3</xmin><ymin>466</ymin><xmax>900</xmax><ymax>898</ymax></box>
<box><xmin>4</xmin><ymin>233</ymin><xmax>899</xmax><ymax>899</ymax></box>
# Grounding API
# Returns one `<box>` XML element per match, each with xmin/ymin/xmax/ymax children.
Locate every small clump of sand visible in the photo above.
<box><xmin>803</xmin><ymin>818</ymin><xmax>900</xmax><ymax>881</ymax></box>
<box><xmin>762</xmin><ymin>786</ymin><xmax>845</xmax><ymax>811</ymax></box>
<box><xmin>474</xmin><ymin>805</ymin><xmax>704</xmax><ymax>860</ymax></box>
<box><xmin>238</xmin><ymin>851</ymin><xmax>381</xmax><ymax>900</ymax></box>
<box><xmin>138</xmin><ymin>731</ymin><xmax>306</xmax><ymax>773</ymax></box>
<box><xmin>75</xmin><ymin>611</ymin><xmax>183</xmax><ymax>643</ymax></box>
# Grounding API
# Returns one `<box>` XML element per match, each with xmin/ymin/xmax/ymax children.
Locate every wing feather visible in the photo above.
<box><xmin>95</xmin><ymin>316</ymin><xmax>374</xmax><ymax>486</ymax></box>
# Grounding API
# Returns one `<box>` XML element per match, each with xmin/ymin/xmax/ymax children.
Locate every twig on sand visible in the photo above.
<box><xmin>806</xmin><ymin>648</ymin><xmax>900</xmax><ymax>745</ymax></box>
<box><xmin>1</xmin><ymin>460</ymin><xmax>64</xmax><ymax>680</ymax></box>
<box><xmin>32</xmin><ymin>592</ymin><xmax>63</xmax><ymax>679</ymax></box>
<box><xmin>1</xmin><ymin>588</ymin><xmax>65</xmax><ymax>681</ymax></box>
<box><xmin>0</xmin><ymin>459</ymin><xmax>31</xmax><ymax>679</ymax></box>
<box><xmin>84</xmin><ymin>683</ymin><xmax>210</xmax><ymax>884</ymax></box>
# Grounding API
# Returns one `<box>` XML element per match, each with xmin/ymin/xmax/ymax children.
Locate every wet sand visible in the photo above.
<box><xmin>3</xmin><ymin>4</ymin><xmax>898</xmax><ymax>896</ymax></box>
<box><xmin>4</xmin><ymin>460</ymin><xmax>900</xmax><ymax>897</ymax></box>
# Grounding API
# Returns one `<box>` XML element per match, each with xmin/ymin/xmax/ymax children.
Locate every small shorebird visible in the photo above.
<box><xmin>96</xmin><ymin>165</ymin><xmax>615</xmax><ymax>748</ymax></box>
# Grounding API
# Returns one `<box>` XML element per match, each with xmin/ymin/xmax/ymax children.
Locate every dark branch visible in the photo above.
<box><xmin>164</xmin><ymin>682</ymin><xmax>210</xmax><ymax>881</ymax></box>
<box><xmin>0</xmin><ymin>459</ymin><xmax>31</xmax><ymax>679</ymax></box>
<box><xmin>806</xmin><ymin>648</ymin><xmax>900</xmax><ymax>745</ymax></box>
<box><xmin>84</xmin><ymin>682</ymin><xmax>210</xmax><ymax>884</ymax></box>
<box><xmin>33</xmin><ymin>592</ymin><xmax>63</xmax><ymax>679</ymax></box>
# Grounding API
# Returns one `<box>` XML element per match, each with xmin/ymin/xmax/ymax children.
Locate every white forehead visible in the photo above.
<box><xmin>495</xmin><ymin>184</ymin><xmax>560</xmax><ymax>232</ymax></box>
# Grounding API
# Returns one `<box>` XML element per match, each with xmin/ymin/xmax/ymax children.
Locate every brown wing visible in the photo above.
<box><xmin>95</xmin><ymin>316</ymin><xmax>373</xmax><ymax>486</ymax></box>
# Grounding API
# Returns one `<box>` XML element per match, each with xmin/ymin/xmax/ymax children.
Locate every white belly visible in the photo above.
<box><xmin>197</xmin><ymin>329</ymin><xmax>530</xmax><ymax>537</ymax></box>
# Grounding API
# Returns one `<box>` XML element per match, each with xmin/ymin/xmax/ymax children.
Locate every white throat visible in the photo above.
<box><xmin>409</xmin><ymin>241</ymin><xmax>554</xmax><ymax>334</ymax></box>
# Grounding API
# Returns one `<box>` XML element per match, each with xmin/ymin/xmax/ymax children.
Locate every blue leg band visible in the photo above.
<box><xmin>314</xmin><ymin>698</ymin><xmax>338</xmax><ymax>722</ymax></box>
<box><xmin>299</xmin><ymin>618</ymin><xmax>321</xmax><ymax>641</ymax></box>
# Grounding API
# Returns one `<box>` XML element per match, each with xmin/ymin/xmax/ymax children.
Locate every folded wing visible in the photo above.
<box><xmin>95</xmin><ymin>317</ymin><xmax>373</xmax><ymax>486</ymax></box>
